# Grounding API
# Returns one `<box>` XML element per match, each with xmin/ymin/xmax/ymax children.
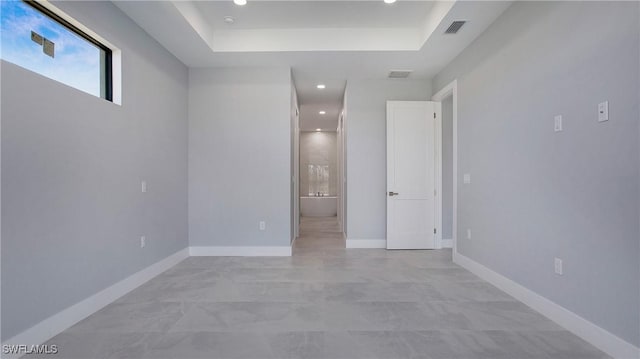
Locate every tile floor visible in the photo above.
<box><xmin>37</xmin><ymin>216</ymin><xmax>609</xmax><ymax>359</ymax></box>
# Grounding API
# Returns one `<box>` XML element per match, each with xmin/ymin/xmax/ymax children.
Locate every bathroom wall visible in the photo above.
<box><xmin>300</xmin><ymin>131</ymin><xmax>337</xmax><ymax>197</ymax></box>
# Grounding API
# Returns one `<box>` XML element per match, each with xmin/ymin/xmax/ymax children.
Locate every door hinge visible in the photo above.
<box><xmin>434</xmin><ymin>228</ymin><xmax>437</xmax><ymax>234</ymax></box>
<box><xmin>434</xmin><ymin>112</ymin><xmax>436</xmax><ymax>119</ymax></box>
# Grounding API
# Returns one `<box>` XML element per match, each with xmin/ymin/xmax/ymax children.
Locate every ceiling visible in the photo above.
<box><xmin>114</xmin><ymin>0</ymin><xmax>512</xmax><ymax>131</ymax></box>
<box><xmin>197</xmin><ymin>1</ymin><xmax>435</xmax><ymax>30</ymax></box>
<box><xmin>299</xmin><ymin>104</ymin><xmax>342</xmax><ymax>132</ymax></box>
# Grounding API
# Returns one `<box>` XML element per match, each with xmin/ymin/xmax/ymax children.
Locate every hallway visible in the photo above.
<box><xmin>293</xmin><ymin>216</ymin><xmax>345</xmax><ymax>254</ymax></box>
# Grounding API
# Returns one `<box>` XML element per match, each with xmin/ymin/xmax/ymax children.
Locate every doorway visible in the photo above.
<box><xmin>292</xmin><ymin>103</ymin><xmax>346</xmax><ymax>254</ymax></box>
<box><xmin>431</xmin><ymin>80</ymin><xmax>457</xmax><ymax>251</ymax></box>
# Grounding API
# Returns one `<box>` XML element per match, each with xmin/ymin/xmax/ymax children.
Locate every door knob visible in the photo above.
<box><xmin>388</xmin><ymin>192</ymin><xmax>399</xmax><ymax>196</ymax></box>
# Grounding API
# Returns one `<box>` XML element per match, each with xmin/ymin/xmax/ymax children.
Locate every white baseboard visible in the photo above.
<box><xmin>454</xmin><ymin>251</ymin><xmax>640</xmax><ymax>359</ymax></box>
<box><xmin>1</xmin><ymin>248</ymin><xmax>189</xmax><ymax>359</ymax></box>
<box><xmin>441</xmin><ymin>238</ymin><xmax>453</xmax><ymax>248</ymax></box>
<box><xmin>189</xmin><ymin>246</ymin><xmax>292</xmax><ymax>256</ymax></box>
<box><xmin>346</xmin><ymin>238</ymin><xmax>386</xmax><ymax>248</ymax></box>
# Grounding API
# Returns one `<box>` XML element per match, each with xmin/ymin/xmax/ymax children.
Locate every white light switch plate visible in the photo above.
<box><xmin>554</xmin><ymin>115</ymin><xmax>563</xmax><ymax>132</ymax></box>
<box><xmin>259</xmin><ymin>221</ymin><xmax>266</xmax><ymax>231</ymax></box>
<box><xmin>554</xmin><ymin>257</ymin><xmax>563</xmax><ymax>275</ymax></box>
<box><xmin>141</xmin><ymin>181</ymin><xmax>147</xmax><ymax>193</ymax></box>
<box><xmin>598</xmin><ymin>101</ymin><xmax>609</xmax><ymax>122</ymax></box>
<box><xmin>463</xmin><ymin>174</ymin><xmax>471</xmax><ymax>184</ymax></box>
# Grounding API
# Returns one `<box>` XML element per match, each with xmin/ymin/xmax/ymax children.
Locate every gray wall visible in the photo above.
<box><xmin>345</xmin><ymin>79</ymin><xmax>432</xmax><ymax>241</ymax></box>
<box><xmin>434</xmin><ymin>1</ymin><xmax>639</xmax><ymax>346</ymax></box>
<box><xmin>441</xmin><ymin>96</ymin><xmax>454</xmax><ymax>240</ymax></box>
<box><xmin>1</xmin><ymin>1</ymin><xmax>188</xmax><ymax>340</ymax></box>
<box><xmin>300</xmin><ymin>131</ymin><xmax>338</xmax><ymax>197</ymax></box>
<box><xmin>189</xmin><ymin>67</ymin><xmax>292</xmax><ymax>248</ymax></box>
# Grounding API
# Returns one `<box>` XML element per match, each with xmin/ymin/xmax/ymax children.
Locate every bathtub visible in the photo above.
<box><xmin>300</xmin><ymin>196</ymin><xmax>337</xmax><ymax>217</ymax></box>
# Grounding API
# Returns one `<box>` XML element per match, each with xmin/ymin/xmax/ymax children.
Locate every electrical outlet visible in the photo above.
<box><xmin>259</xmin><ymin>221</ymin><xmax>266</xmax><ymax>231</ymax></box>
<box><xmin>466</xmin><ymin>229</ymin><xmax>472</xmax><ymax>240</ymax></box>
<box><xmin>554</xmin><ymin>257</ymin><xmax>563</xmax><ymax>275</ymax></box>
<box><xmin>463</xmin><ymin>173</ymin><xmax>471</xmax><ymax>184</ymax></box>
<box><xmin>140</xmin><ymin>236</ymin><xmax>146</xmax><ymax>248</ymax></box>
<box><xmin>141</xmin><ymin>181</ymin><xmax>147</xmax><ymax>193</ymax></box>
<box><xmin>598</xmin><ymin>101</ymin><xmax>609</xmax><ymax>122</ymax></box>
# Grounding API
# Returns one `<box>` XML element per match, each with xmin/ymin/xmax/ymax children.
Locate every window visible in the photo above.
<box><xmin>1</xmin><ymin>0</ymin><xmax>112</xmax><ymax>101</ymax></box>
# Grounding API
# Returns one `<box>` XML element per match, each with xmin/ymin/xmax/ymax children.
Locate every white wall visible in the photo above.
<box><xmin>434</xmin><ymin>1</ymin><xmax>639</xmax><ymax>348</ymax></box>
<box><xmin>189</xmin><ymin>67</ymin><xmax>292</xmax><ymax>248</ymax></box>
<box><xmin>300</xmin><ymin>132</ymin><xmax>338</xmax><ymax>197</ymax></box>
<box><xmin>344</xmin><ymin>79</ymin><xmax>432</xmax><ymax>241</ymax></box>
<box><xmin>1</xmin><ymin>1</ymin><xmax>188</xmax><ymax>340</ymax></box>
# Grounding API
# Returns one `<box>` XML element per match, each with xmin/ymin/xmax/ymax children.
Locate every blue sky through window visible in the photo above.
<box><xmin>1</xmin><ymin>0</ymin><xmax>102</xmax><ymax>97</ymax></box>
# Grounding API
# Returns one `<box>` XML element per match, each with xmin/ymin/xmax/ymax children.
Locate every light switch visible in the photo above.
<box><xmin>463</xmin><ymin>174</ymin><xmax>471</xmax><ymax>184</ymax></box>
<box><xmin>598</xmin><ymin>101</ymin><xmax>609</xmax><ymax>122</ymax></box>
<box><xmin>554</xmin><ymin>115</ymin><xmax>563</xmax><ymax>132</ymax></box>
<box><xmin>554</xmin><ymin>257</ymin><xmax>563</xmax><ymax>275</ymax></box>
<box><xmin>141</xmin><ymin>181</ymin><xmax>147</xmax><ymax>193</ymax></box>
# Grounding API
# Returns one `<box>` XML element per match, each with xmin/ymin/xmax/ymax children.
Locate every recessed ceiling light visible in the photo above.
<box><xmin>384</xmin><ymin>0</ymin><xmax>396</xmax><ymax>3</ymax></box>
<box><xmin>319</xmin><ymin>111</ymin><xmax>326</xmax><ymax>115</ymax></box>
<box><xmin>316</xmin><ymin>128</ymin><xmax>322</xmax><ymax>132</ymax></box>
<box><xmin>223</xmin><ymin>16</ymin><xmax>235</xmax><ymax>24</ymax></box>
<box><xmin>316</xmin><ymin>84</ymin><xmax>326</xmax><ymax>89</ymax></box>
<box><xmin>233</xmin><ymin>0</ymin><xmax>247</xmax><ymax>6</ymax></box>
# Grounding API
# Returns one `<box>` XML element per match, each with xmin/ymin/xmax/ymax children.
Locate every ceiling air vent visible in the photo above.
<box><xmin>445</xmin><ymin>20</ymin><xmax>466</xmax><ymax>34</ymax></box>
<box><xmin>388</xmin><ymin>70</ymin><xmax>413</xmax><ymax>79</ymax></box>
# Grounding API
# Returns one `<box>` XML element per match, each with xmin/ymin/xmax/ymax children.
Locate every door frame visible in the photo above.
<box><xmin>292</xmin><ymin>106</ymin><xmax>300</xmax><ymax>243</ymax></box>
<box><xmin>337</xmin><ymin>112</ymin><xmax>345</xmax><ymax>233</ymax></box>
<box><xmin>431</xmin><ymin>79</ymin><xmax>458</xmax><ymax>253</ymax></box>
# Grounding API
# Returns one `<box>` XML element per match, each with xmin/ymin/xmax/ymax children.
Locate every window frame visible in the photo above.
<box><xmin>22</xmin><ymin>0</ymin><xmax>113</xmax><ymax>102</ymax></box>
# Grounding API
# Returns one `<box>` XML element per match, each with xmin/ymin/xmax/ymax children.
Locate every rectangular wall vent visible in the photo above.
<box><xmin>388</xmin><ymin>70</ymin><xmax>413</xmax><ymax>79</ymax></box>
<box><xmin>445</xmin><ymin>20</ymin><xmax>466</xmax><ymax>34</ymax></box>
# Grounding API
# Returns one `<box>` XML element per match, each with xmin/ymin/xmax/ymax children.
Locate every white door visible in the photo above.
<box><xmin>386</xmin><ymin>101</ymin><xmax>437</xmax><ymax>249</ymax></box>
